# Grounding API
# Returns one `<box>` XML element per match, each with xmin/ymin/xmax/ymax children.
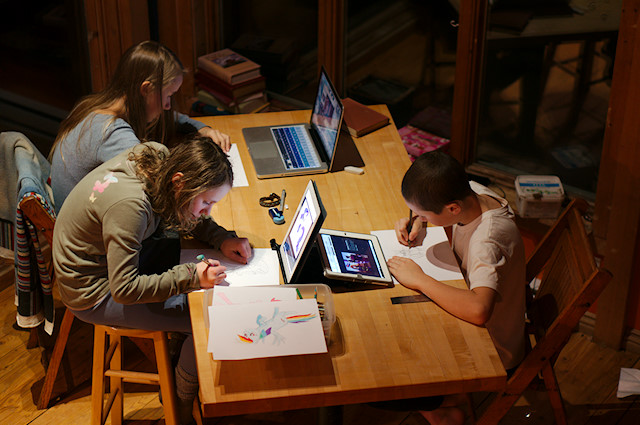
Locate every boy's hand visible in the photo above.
<box><xmin>196</xmin><ymin>260</ymin><xmax>227</xmax><ymax>288</ymax></box>
<box><xmin>394</xmin><ymin>217</ymin><xmax>426</xmax><ymax>247</ymax></box>
<box><xmin>387</xmin><ymin>256</ymin><xmax>426</xmax><ymax>290</ymax></box>
<box><xmin>220</xmin><ymin>237</ymin><xmax>252</xmax><ymax>264</ymax></box>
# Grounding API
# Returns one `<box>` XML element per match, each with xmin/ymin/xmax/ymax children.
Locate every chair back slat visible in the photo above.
<box><xmin>532</xmin><ymin>231</ymin><xmax>584</xmax><ymax>333</ymax></box>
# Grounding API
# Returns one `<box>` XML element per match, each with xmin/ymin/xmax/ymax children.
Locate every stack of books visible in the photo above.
<box><xmin>196</xmin><ymin>48</ymin><xmax>269</xmax><ymax>114</ymax></box>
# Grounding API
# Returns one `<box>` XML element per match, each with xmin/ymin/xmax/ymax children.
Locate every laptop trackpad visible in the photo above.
<box><xmin>251</xmin><ymin>141</ymin><xmax>278</xmax><ymax>159</ymax></box>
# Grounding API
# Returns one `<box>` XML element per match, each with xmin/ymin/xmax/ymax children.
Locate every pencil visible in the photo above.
<box><xmin>196</xmin><ymin>254</ymin><xmax>215</xmax><ymax>267</ymax></box>
<box><xmin>407</xmin><ymin>209</ymin><xmax>413</xmax><ymax>248</ymax></box>
<box><xmin>295</xmin><ymin>288</ymin><xmax>303</xmax><ymax>299</ymax></box>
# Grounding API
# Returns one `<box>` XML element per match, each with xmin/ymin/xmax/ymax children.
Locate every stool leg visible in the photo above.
<box><xmin>110</xmin><ymin>332</ymin><xmax>124</xmax><ymax>425</ymax></box>
<box><xmin>154</xmin><ymin>332</ymin><xmax>179</xmax><ymax>425</ymax></box>
<box><xmin>91</xmin><ymin>327</ymin><xmax>107</xmax><ymax>425</ymax></box>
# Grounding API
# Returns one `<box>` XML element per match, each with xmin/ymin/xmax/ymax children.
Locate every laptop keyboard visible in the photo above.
<box><xmin>272</xmin><ymin>126</ymin><xmax>321</xmax><ymax>170</ymax></box>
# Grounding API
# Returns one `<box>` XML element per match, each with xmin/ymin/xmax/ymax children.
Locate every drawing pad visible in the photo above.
<box><xmin>316</xmin><ymin>229</ymin><xmax>393</xmax><ymax>286</ymax></box>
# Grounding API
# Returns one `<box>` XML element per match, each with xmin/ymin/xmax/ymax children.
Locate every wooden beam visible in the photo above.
<box><xmin>593</xmin><ymin>0</ymin><xmax>640</xmax><ymax>348</ymax></box>
<box><xmin>450</xmin><ymin>0</ymin><xmax>488</xmax><ymax>166</ymax></box>
<box><xmin>83</xmin><ymin>0</ymin><xmax>150</xmax><ymax>92</ymax></box>
<box><xmin>318</xmin><ymin>0</ymin><xmax>345</xmax><ymax>94</ymax></box>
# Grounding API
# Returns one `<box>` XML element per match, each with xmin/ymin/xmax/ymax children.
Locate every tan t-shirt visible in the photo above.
<box><xmin>451</xmin><ymin>181</ymin><xmax>526</xmax><ymax>369</ymax></box>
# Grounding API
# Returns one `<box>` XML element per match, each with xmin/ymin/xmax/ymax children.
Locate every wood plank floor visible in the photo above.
<box><xmin>1</xmin><ymin>263</ymin><xmax>639</xmax><ymax>425</ymax></box>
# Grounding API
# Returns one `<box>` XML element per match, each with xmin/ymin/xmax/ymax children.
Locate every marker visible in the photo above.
<box><xmin>295</xmin><ymin>288</ymin><xmax>303</xmax><ymax>300</ymax></box>
<box><xmin>406</xmin><ymin>210</ymin><xmax>413</xmax><ymax>248</ymax></box>
<box><xmin>279</xmin><ymin>189</ymin><xmax>286</xmax><ymax>213</ymax></box>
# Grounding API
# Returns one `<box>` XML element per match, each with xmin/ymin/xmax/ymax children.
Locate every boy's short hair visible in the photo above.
<box><xmin>401</xmin><ymin>151</ymin><xmax>474</xmax><ymax>213</ymax></box>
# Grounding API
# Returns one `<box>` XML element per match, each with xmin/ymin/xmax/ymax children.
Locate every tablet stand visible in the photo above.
<box><xmin>270</xmin><ymin>238</ymin><xmax>391</xmax><ymax>293</ymax></box>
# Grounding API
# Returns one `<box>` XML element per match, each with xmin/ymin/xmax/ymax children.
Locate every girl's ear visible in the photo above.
<box><xmin>140</xmin><ymin>80</ymin><xmax>153</xmax><ymax>97</ymax></box>
<box><xmin>171</xmin><ymin>172</ymin><xmax>185</xmax><ymax>191</ymax></box>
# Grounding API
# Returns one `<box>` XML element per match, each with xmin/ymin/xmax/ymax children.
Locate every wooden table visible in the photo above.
<box><xmin>189</xmin><ymin>107</ymin><xmax>506</xmax><ymax>418</ymax></box>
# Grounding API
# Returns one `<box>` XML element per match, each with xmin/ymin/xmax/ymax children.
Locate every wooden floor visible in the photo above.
<box><xmin>1</xmin><ymin>259</ymin><xmax>639</xmax><ymax>425</ymax></box>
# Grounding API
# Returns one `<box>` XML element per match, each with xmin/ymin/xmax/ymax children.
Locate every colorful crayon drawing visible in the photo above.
<box><xmin>238</xmin><ymin>307</ymin><xmax>316</xmax><ymax>345</ymax></box>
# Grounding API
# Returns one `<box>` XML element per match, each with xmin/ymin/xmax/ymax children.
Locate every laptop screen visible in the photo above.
<box><xmin>310</xmin><ymin>69</ymin><xmax>343</xmax><ymax>163</ymax></box>
<box><xmin>280</xmin><ymin>180</ymin><xmax>326</xmax><ymax>283</ymax></box>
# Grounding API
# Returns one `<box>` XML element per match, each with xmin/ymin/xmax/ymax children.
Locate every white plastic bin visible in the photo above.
<box><xmin>515</xmin><ymin>175</ymin><xmax>565</xmax><ymax>219</ymax></box>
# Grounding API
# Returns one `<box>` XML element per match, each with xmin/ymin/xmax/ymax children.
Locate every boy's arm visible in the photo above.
<box><xmin>388</xmin><ymin>256</ymin><xmax>496</xmax><ymax>326</ymax></box>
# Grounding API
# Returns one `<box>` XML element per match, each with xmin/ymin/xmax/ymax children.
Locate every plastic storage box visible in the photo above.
<box><xmin>290</xmin><ymin>283</ymin><xmax>336</xmax><ymax>343</ymax></box>
<box><xmin>515</xmin><ymin>175</ymin><xmax>565</xmax><ymax>219</ymax></box>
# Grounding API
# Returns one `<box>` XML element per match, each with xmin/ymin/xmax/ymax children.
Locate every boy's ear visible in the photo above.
<box><xmin>445</xmin><ymin>202</ymin><xmax>462</xmax><ymax>216</ymax></box>
<box><xmin>171</xmin><ymin>172</ymin><xmax>184</xmax><ymax>191</ymax></box>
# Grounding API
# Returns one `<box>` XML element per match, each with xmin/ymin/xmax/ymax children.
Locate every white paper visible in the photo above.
<box><xmin>211</xmin><ymin>286</ymin><xmax>298</xmax><ymax>306</ymax></box>
<box><xmin>371</xmin><ymin>227</ymin><xmax>464</xmax><ymax>284</ymax></box>
<box><xmin>617</xmin><ymin>368</ymin><xmax>640</xmax><ymax>398</ymax></box>
<box><xmin>206</xmin><ymin>286</ymin><xmax>298</xmax><ymax>352</ymax></box>
<box><xmin>180</xmin><ymin>248</ymin><xmax>279</xmax><ymax>287</ymax></box>
<box><xmin>209</xmin><ymin>299</ymin><xmax>327</xmax><ymax>360</ymax></box>
<box><xmin>228</xmin><ymin>144</ymin><xmax>249</xmax><ymax>187</ymax></box>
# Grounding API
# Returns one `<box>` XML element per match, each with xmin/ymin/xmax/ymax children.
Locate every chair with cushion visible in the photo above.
<box><xmin>0</xmin><ymin>131</ymin><xmax>79</xmax><ymax>409</ymax></box>
<box><xmin>476</xmin><ymin>198</ymin><xmax>613</xmax><ymax>425</ymax></box>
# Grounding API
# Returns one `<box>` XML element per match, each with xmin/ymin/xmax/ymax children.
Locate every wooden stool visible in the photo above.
<box><xmin>91</xmin><ymin>325</ymin><xmax>179</xmax><ymax>425</ymax></box>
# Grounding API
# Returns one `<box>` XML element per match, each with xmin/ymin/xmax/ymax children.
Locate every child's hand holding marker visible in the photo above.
<box><xmin>196</xmin><ymin>254</ymin><xmax>227</xmax><ymax>288</ymax></box>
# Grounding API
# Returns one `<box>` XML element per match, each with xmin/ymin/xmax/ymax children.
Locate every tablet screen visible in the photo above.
<box><xmin>319</xmin><ymin>233</ymin><xmax>385</xmax><ymax>278</ymax></box>
<box><xmin>280</xmin><ymin>180</ymin><xmax>326</xmax><ymax>283</ymax></box>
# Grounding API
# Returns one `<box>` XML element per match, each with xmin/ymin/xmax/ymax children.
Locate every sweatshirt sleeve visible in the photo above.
<box><xmin>175</xmin><ymin>111</ymin><xmax>207</xmax><ymax>131</ymax></box>
<box><xmin>191</xmin><ymin>216</ymin><xmax>237</xmax><ymax>249</ymax></box>
<box><xmin>102</xmin><ymin>197</ymin><xmax>200</xmax><ymax>304</ymax></box>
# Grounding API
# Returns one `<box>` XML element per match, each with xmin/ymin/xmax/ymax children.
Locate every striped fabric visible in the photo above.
<box><xmin>14</xmin><ymin>192</ymin><xmax>56</xmax><ymax>335</ymax></box>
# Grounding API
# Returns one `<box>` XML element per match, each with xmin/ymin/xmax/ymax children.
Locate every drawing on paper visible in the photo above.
<box><xmin>238</xmin><ymin>307</ymin><xmax>316</xmax><ymax>345</ymax></box>
<box><xmin>224</xmin><ymin>252</ymin><xmax>272</xmax><ymax>277</ymax></box>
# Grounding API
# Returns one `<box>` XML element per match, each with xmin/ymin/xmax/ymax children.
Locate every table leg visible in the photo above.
<box><xmin>318</xmin><ymin>405</ymin><xmax>343</xmax><ymax>425</ymax></box>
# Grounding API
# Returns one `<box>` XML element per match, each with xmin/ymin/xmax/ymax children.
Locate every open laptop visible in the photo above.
<box><xmin>242</xmin><ymin>68</ymin><xmax>345</xmax><ymax>179</ymax></box>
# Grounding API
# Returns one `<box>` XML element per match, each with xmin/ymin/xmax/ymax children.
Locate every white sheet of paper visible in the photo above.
<box><xmin>209</xmin><ymin>299</ymin><xmax>327</xmax><ymax>360</ymax></box>
<box><xmin>212</xmin><ymin>286</ymin><xmax>298</xmax><ymax>306</ymax></box>
<box><xmin>371</xmin><ymin>227</ymin><xmax>464</xmax><ymax>284</ymax></box>
<box><xmin>206</xmin><ymin>286</ymin><xmax>298</xmax><ymax>352</ymax></box>
<box><xmin>180</xmin><ymin>248</ymin><xmax>279</xmax><ymax>287</ymax></box>
<box><xmin>617</xmin><ymin>368</ymin><xmax>640</xmax><ymax>398</ymax></box>
<box><xmin>228</xmin><ymin>143</ymin><xmax>249</xmax><ymax>187</ymax></box>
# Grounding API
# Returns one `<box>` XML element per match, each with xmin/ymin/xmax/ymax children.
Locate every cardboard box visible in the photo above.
<box><xmin>515</xmin><ymin>175</ymin><xmax>565</xmax><ymax>218</ymax></box>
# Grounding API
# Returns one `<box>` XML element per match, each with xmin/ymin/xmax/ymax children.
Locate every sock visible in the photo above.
<box><xmin>175</xmin><ymin>364</ymin><xmax>199</xmax><ymax>425</ymax></box>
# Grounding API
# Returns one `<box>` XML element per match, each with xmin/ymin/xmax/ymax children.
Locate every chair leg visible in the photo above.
<box><xmin>541</xmin><ymin>360</ymin><xmax>568</xmax><ymax>425</ymax></box>
<box><xmin>109</xmin><ymin>332</ymin><xmax>124</xmax><ymax>425</ymax></box>
<box><xmin>27</xmin><ymin>327</ymin><xmax>39</xmax><ymax>349</ymax></box>
<box><xmin>37</xmin><ymin>309</ymin><xmax>74</xmax><ymax>409</ymax></box>
<box><xmin>153</xmin><ymin>331</ymin><xmax>179</xmax><ymax>425</ymax></box>
<box><xmin>465</xmin><ymin>393</ymin><xmax>477</xmax><ymax>424</ymax></box>
<box><xmin>91</xmin><ymin>326</ymin><xmax>107</xmax><ymax>425</ymax></box>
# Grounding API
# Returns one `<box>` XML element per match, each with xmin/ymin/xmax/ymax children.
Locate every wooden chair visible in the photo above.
<box><xmin>91</xmin><ymin>325</ymin><xmax>179</xmax><ymax>425</ymax></box>
<box><xmin>476</xmin><ymin>198</ymin><xmax>612</xmax><ymax>425</ymax></box>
